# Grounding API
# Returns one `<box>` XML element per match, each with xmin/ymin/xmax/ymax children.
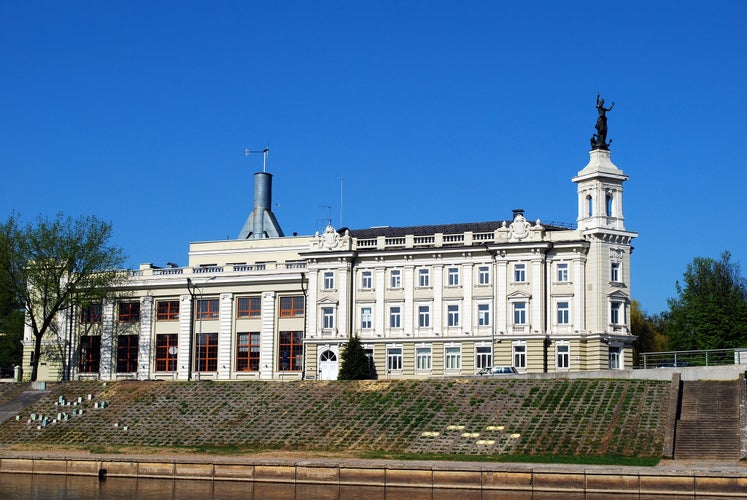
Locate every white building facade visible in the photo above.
<box><xmin>24</xmin><ymin>148</ymin><xmax>636</xmax><ymax>382</ymax></box>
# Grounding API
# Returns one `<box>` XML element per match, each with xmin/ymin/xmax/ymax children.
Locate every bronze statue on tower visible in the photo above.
<box><xmin>591</xmin><ymin>93</ymin><xmax>614</xmax><ymax>150</ymax></box>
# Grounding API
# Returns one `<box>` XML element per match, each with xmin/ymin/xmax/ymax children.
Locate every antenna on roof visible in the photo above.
<box><xmin>245</xmin><ymin>146</ymin><xmax>270</xmax><ymax>172</ymax></box>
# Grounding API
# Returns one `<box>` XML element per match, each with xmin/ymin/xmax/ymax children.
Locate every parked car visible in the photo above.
<box><xmin>476</xmin><ymin>366</ymin><xmax>517</xmax><ymax>376</ymax></box>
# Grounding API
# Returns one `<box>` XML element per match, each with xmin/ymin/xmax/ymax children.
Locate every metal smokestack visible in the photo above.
<box><xmin>238</xmin><ymin>171</ymin><xmax>284</xmax><ymax>239</ymax></box>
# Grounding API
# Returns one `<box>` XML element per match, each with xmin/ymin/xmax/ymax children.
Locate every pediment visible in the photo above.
<box><xmin>317</xmin><ymin>296</ymin><xmax>339</xmax><ymax>306</ymax></box>
<box><xmin>507</xmin><ymin>290</ymin><xmax>531</xmax><ymax>299</ymax></box>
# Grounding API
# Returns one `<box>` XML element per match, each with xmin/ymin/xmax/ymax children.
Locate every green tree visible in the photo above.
<box><xmin>631</xmin><ymin>300</ymin><xmax>668</xmax><ymax>366</ymax></box>
<box><xmin>338</xmin><ymin>335</ymin><xmax>372</xmax><ymax>380</ymax></box>
<box><xmin>666</xmin><ymin>251</ymin><xmax>747</xmax><ymax>351</ymax></box>
<box><xmin>0</xmin><ymin>213</ymin><xmax>125</xmax><ymax>381</ymax></box>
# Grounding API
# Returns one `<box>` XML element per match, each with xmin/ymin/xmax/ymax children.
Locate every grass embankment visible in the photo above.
<box><xmin>0</xmin><ymin>378</ymin><xmax>670</xmax><ymax>466</ymax></box>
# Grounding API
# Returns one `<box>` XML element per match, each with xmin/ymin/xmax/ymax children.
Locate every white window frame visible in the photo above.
<box><xmin>513</xmin><ymin>302</ymin><xmax>527</xmax><ymax>325</ymax></box>
<box><xmin>478</xmin><ymin>265</ymin><xmax>490</xmax><ymax>285</ymax></box>
<box><xmin>610</xmin><ymin>262</ymin><xmax>620</xmax><ymax>282</ymax></box>
<box><xmin>389</xmin><ymin>306</ymin><xmax>402</xmax><ymax>329</ymax></box>
<box><xmin>322</xmin><ymin>307</ymin><xmax>335</xmax><ymax>330</ymax></box>
<box><xmin>361</xmin><ymin>270</ymin><xmax>373</xmax><ymax>289</ymax></box>
<box><xmin>609</xmin><ymin>346</ymin><xmax>622</xmax><ymax>369</ymax></box>
<box><xmin>512</xmin><ymin>342</ymin><xmax>527</xmax><ymax>370</ymax></box>
<box><xmin>610</xmin><ymin>301</ymin><xmax>623</xmax><ymax>325</ymax></box>
<box><xmin>556</xmin><ymin>342</ymin><xmax>570</xmax><ymax>369</ymax></box>
<box><xmin>390</xmin><ymin>269</ymin><xmax>402</xmax><ymax>289</ymax></box>
<box><xmin>447</xmin><ymin>304</ymin><xmax>460</xmax><ymax>327</ymax></box>
<box><xmin>444</xmin><ymin>345</ymin><xmax>461</xmax><ymax>371</ymax></box>
<box><xmin>418</xmin><ymin>305</ymin><xmax>430</xmax><ymax>328</ymax></box>
<box><xmin>556</xmin><ymin>301</ymin><xmax>570</xmax><ymax>325</ymax></box>
<box><xmin>514</xmin><ymin>263</ymin><xmax>526</xmax><ymax>283</ymax></box>
<box><xmin>475</xmin><ymin>344</ymin><xmax>492</xmax><ymax>369</ymax></box>
<box><xmin>477</xmin><ymin>303</ymin><xmax>491</xmax><ymax>327</ymax></box>
<box><xmin>360</xmin><ymin>306</ymin><xmax>372</xmax><ymax>330</ymax></box>
<box><xmin>447</xmin><ymin>267</ymin><xmax>460</xmax><ymax>286</ymax></box>
<box><xmin>415</xmin><ymin>346</ymin><xmax>432</xmax><ymax>371</ymax></box>
<box><xmin>323</xmin><ymin>271</ymin><xmax>335</xmax><ymax>290</ymax></box>
<box><xmin>556</xmin><ymin>262</ymin><xmax>569</xmax><ymax>282</ymax></box>
<box><xmin>418</xmin><ymin>268</ymin><xmax>430</xmax><ymax>288</ymax></box>
<box><xmin>387</xmin><ymin>346</ymin><xmax>403</xmax><ymax>372</ymax></box>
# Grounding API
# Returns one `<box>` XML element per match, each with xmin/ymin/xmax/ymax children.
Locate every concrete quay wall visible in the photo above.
<box><xmin>2</xmin><ymin>455</ymin><xmax>746</xmax><ymax>497</ymax></box>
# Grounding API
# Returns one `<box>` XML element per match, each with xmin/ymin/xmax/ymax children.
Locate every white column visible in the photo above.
<box><xmin>177</xmin><ymin>294</ymin><xmax>193</xmax><ymax>381</ymax></box>
<box><xmin>307</xmin><ymin>271</ymin><xmax>319</xmax><ymax>336</ymax></box>
<box><xmin>375</xmin><ymin>267</ymin><xmax>386</xmax><ymax>335</ymax></box>
<box><xmin>433</xmin><ymin>264</ymin><xmax>443</xmax><ymax>334</ymax></box>
<box><xmin>496</xmin><ymin>260</ymin><xmax>508</xmax><ymax>333</ymax></box>
<box><xmin>531</xmin><ymin>256</ymin><xmax>543</xmax><ymax>334</ymax></box>
<box><xmin>573</xmin><ymin>255</ymin><xmax>586</xmax><ymax>331</ymax></box>
<box><xmin>100</xmin><ymin>299</ymin><xmax>114</xmax><ymax>381</ymax></box>
<box><xmin>337</xmin><ymin>264</ymin><xmax>349</xmax><ymax>338</ymax></box>
<box><xmin>217</xmin><ymin>292</ymin><xmax>233</xmax><ymax>380</ymax></box>
<box><xmin>259</xmin><ymin>291</ymin><xmax>275</xmax><ymax>380</ymax></box>
<box><xmin>138</xmin><ymin>296</ymin><xmax>153</xmax><ymax>380</ymax></box>
<box><xmin>404</xmin><ymin>264</ymin><xmax>414</xmax><ymax>334</ymax></box>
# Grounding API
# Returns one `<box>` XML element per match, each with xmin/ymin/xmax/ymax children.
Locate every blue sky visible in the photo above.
<box><xmin>2</xmin><ymin>1</ymin><xmax>746</xmax><ymax>315</ymax></box>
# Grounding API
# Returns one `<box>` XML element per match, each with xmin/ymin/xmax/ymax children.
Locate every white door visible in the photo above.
<box><xmin>318</xmin><ymin>350</ymin><xmax>339</xmax><ymax>380</ymax></box>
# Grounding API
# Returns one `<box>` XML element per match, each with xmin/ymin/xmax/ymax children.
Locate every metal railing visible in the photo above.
<box><xmin>639</xmin><ymin>348</ymin><xmax>747</xmax><ymax>369</ymax></box>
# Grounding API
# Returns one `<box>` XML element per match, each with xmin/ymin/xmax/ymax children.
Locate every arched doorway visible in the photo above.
<box><xmin>318</xmin><ymin>349</ymin><xmax>339</xmax><ymax>380</ymax></box>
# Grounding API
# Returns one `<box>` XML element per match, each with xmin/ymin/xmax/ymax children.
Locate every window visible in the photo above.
<box><xmin>475</xmin><ymin>346</ymin><xmax>492</xmax><ymax>369</ymax></box>
<box><xmin>513</xmin><ymin>344</ymin><xmax>526</xmax><ymax>369</ymax></box>
<box><xmin>79</xmin><ymin>335</ymin><xmax>100</xmax><ymax>373</ymax></box>
<box><xmin>360</xmin><ymin>307</ymin><xmax>372</xmax><ymax>329</ymax></box>
<box><xmin>322</xmin><ymin>307</ymin><xmax>335</xmax><ymax>330</ymax></box>
<box><xmin>416</xmin><ymin>347</ymin><xmax>432</xmax><ymax>371</ymax></box>
<box><xmin>447</xmin><ymin>304</ymin><xmax>460</xmax><ymax>327</ymax></box>
<box><xmin>611</xmin><ymin>302</ymin><xmax>622</xmax><ymax>324</ymax></box>
<box><xmin>610</xmin><ymin>262</ymin><xmax>620</xmax><ymax>282</ymax></box>
<box><xmin>361</xmin><ymin>270</ymin><xmax>372</xmax><ymax>289</ymax></box>
<box><xmin>279</xmin><ymin>296</ymin><xmax>305</xmax><ymax>317</ymax></box>
<box><xmin>514</xmin><ymin>263</ymin><xmax>526</xmax><ymax>283</ymax></box>
<box><xmin>478</xmin><ymin>304</ymin><xmax>490</xmax><ymax>326</ymax></box>
<box><xmin>387</xmin><ymin>347</ymin><xmax>402</xmax><ymax>372</ymax></box>
<box><xmin>609</xmin><ymin>346</ymin><xmax>621</xmax><ymax>369</ymax></box>
<box><xmin>557</xmin><ymin>301</ymin><xmax>570</xmax><ymax>325</ymax></box>
<box><xmin>418</xmin><ymin>305</ymin><xmax>430</xmax><ymax>328</ymax></box>
<box><xmin>606</xmin><ymin>194</ymin><xmax>613</xmax><ymax>217</ymax></box>
<box><xmin>557</xmin><ymin>343</ymin><xmax>570</xmax><ymax>369</ymax></box>
<box><xmin>155</xmin><ymin>334</ymin><xmax>178</xmax><ymax>372</ymax></box>
<box><xmin>116</xmin><ymin>335</ymin><xmax>139</xmax><ymax>373</ymax></box>
<box><xmin>513</xmin><ymin>302</ymin><xmax>527</xmax><ymax>325</ymax></box>
<box><xmin>81</xmin><ymin>303</ymin><xmax>102</xmax><ymax>324</ymax></box>
<box><xmin>447</xmin><ymin>267</ymin><xmax>460</xmax><ymax>286</ymax></box>
<box><xmin>157</xmin><ymin>300</ymin><xmax>179</xmax><ymax>321</ymax></box>
<box><xmin>418</xmin><ymin>268</ymin><xmax>430</xmax><ymax>287</ymax></box>
<box><xmin>196</xmin><ymin>299</ymin><xmax>219</xmax><ymax>320</ymax></box>
<box><xmin>478</xmin><ymin>266</ymin><xmax>490</xmax><ymax>285</ymax></box>
<box><xmin>390</xmin><ymin>269</ymin><xmax>401</xmax><ymax>288</ymax></box>
<box><xmin>557</xmin><ymin>262</ymin><xmax>569</xmax><ymax>282</ymax></box>
<box><xmin>323</xmin><ymin>271</ymin><xmax>335</xmax><ymax>290</ymax></box>
<box><xmin>196</xmin><ymin>332</ymin><xmax>218</xmax><ymax>372</ymax></box>
<box><xmin>445</xmin><ymin>346</ymin><xmax>461</xmax><ymax>370</ymax></box>
<box><xmin>237</xmin><ymin>297</ymin><xmax>261</xmax><ymax>318</ymax></box>
<box><xmin>278</xmin><ymin>331</ymin><xmax>303</xmax><ymax>371</ymax></box>
<box><xmin>236</xmin><ymin>332</ymin><xmax>260</xmax><ymax>371</ymax></box>
<box><xmin>389</xmin><ymin>306</ymin><xmax>401</xmax><ymax>328</ymax></box>
<box><xmin>587</xmin><ymin>194</ymin><xmax>593</xmax><ymax>217</ymax></box>
<box><xmin>118</xmin><ymin>302</ymin><xmax>140</xmax><ymax>323</ymax></box>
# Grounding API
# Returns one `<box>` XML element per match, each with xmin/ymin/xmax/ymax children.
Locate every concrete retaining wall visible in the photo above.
<box><xmin>2</xmin><ymin>456</ymin><xmax>746</xmax><ymax>497</ymax></box>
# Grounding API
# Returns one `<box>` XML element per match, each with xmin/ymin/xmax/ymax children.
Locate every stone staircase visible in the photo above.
<box><xmin>673</xmin><ymin>380</ymin><xmax>741</xmax><ymax>460</ymax></box>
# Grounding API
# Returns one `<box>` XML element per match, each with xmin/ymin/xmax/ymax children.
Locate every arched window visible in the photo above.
<box><xmin>606</xmin><ymin>193</ymin><xmax>613</xmax><ymax>217</ymax></box>
<box><xmin>586</xmin><ymin>195</ymin><xmax>593</xmax><ymax>217</ymax></box>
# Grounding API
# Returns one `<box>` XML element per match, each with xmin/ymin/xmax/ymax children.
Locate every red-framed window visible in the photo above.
<box><xmin>279</xmin><ymin>296</ymin><xmax>304</xmax><ymax>317</ymax></box>
<box><xmin>81</xmin><ymin>303</ymin><xmax>102</xmax><ymax>324</ymax></box>
<box><xmin>196</xmin><ymin>299</ymin><xmax>219</xmax><ymax>320</ymax></box>
<box><xmin>278</xmin><ymin>331</ymin><xmax>303</xmax><ymax>371</ymax></box>
<box><xmin>196</xmin><ymin>332</ymin><xmax>218</xmax><ymax>371</ymax></box>
<box><xmin>237</xmin><ymin>297</ymin><xmax>261</xmax><ymax>318</ymax></box>
<box><xmin>79</xmin><ymin>335</ymin><xmax>101</xmax><ymax>373</ymax></box>
<box><xmin>116</xmin><ymin>335</ymin><xmax>139</xmax><ymax>373</ymax></box>
<box><xmin>155</xmin><ymin>334</ymin><xmax>178</xmax><ymax>372</ymax></box>
<box><xmin>118</xmin><ymin>302</ymin><xmax>140</xmax><ymax>323</ymax></box>
<box><xmin>236</xmin><ymin>332</ymin><xmax>260</xmax><ymax>371</ymax></box>
<box><xmin>156</xmin><ymin>300</ymin><xmax>179</xmax><ymax>321</ymax></box>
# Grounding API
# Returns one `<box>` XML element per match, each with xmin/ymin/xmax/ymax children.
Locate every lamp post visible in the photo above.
<box><xmin>186</xmin><ymin>276</ymin><xmax>216</xmax><ymax>381</ymax></box>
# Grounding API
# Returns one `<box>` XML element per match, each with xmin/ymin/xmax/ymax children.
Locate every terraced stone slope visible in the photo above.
<box><xmin>0</xmin><ymin>378</ymin><xmax>670</xmax><ymax>458</ymax></box>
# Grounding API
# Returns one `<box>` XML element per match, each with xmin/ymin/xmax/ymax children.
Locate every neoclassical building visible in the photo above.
<box><xmin>24</xmin><ymin>145</ymin><xmax>636</xmax><ymax>382</ymax></box>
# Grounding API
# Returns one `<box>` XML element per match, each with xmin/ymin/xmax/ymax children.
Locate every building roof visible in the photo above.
<box><xmin>344</xmin><ymin>219</ymin><xmax>571</xmax><ymax>239</ymax></box>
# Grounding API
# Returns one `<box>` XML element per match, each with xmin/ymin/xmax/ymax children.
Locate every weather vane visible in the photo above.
<box><xmin>245</xmin><ymin>146</ymin><xmax>270</xmax><ymax>172</ymax></box>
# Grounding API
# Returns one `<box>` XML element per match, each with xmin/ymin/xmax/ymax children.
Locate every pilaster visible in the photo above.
<box><xmin>138</xmin><ymin>296</ymin><xmax>153</xmax><ymax>380</ymax></box>
<box><xmin>100</xmin><ymin>299</ymin><xmax>114</xmax><ymax>381</ymax></box>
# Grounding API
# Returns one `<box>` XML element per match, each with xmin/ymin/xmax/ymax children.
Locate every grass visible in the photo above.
<box><xmin>359</xmin><ymin>450</ymin><xmax>660</xmax><ymax>466</ymax></box>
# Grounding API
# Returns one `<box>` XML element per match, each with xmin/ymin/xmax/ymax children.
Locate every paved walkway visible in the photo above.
<box><xmin>0</xmin><ymin>391</ymin><xmax>49</xmax><ymax>424</ymax></box>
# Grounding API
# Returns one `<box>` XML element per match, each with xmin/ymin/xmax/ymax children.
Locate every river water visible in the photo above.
<box><xmin>0</xmin><ymin>473</ymin><xmax>551</xmax><ymax>499</ymax></box>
